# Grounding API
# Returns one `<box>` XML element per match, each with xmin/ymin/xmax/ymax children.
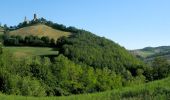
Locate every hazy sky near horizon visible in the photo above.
<box><xmin>0</xmin><ymin>0</ymin><xmax>170</xmax><ymax>49</ymax></box>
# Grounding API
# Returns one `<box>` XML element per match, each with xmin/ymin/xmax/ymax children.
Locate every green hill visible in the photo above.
<box><xmin>0</xmin><ymin>76</ymin><xmax>170</xmax><ymax>100</ymax></box>
<box><xmin>0</xmin><ymin>19</ymin><xmax>162</xmax><ymax>99</ymax></box>
<box><xmin>57</xmin><ymin>31</ymin><xmax>143</xmax><ymax>71</ymax></box>
<box><xmin>9</xmin><ymin>24</ymin><xmax>71</xmax><ymax>40</ymax></box>
<box><xmin>0</xmin><ymin>28</ymin><xmax>147</xmax><ymax>97</ymax></box>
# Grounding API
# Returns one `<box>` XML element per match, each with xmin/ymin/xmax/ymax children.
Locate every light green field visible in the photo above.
<box><xmin>9</xmin><ymin>24</ymin><xmax>71</xmax><ymax>40</ymax></box>
<box><xmin>0</xmin><ymin>76</ymin><xmax>170</xmax><ymax>100</ymax></box>
<box><xmin>3</xmin><ymin>47</ymin><xmax>58</xmax><ymax>58</ymax></box>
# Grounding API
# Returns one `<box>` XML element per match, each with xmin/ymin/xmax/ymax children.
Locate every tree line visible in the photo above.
<box><xmin>3</xmin><ymin>34</ymin><xmax>56</xmax><ymax>47</ymax></box>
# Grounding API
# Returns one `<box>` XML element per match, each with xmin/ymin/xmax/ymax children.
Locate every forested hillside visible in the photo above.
<box><xmin>0</xmin><ymin>19</ymin><xmax>170</xmax><ymax>98</ymax></box>
<box><xmin>57</xmin><ymin>30</ymin><xmax>144</xmax><ymax>74</ymax></box>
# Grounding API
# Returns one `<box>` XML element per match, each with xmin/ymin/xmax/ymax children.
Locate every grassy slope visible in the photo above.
<box><xmin>9</xmin><ymin>24</ymin><xmax>71</xmax><ymax>40</ymax></box>
<box><xmin>0</xmin><ymin>77</ymin><xmax>170</xmax><ymax>100</ymax></box>
<box><xmin>3</xmin><ymin>47</ymin><xmax>58</xmax><ymax>58</ymax></box>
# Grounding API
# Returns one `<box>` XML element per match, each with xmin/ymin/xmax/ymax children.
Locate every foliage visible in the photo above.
<box><xmin>56</xmin><ymin>30</ymin><xmax>145</xmax><ymax>77</ymax></box>
<box><xmin>0</xmin><ymin>76</ymin><xmax>170</xmax><ymax>100</ymax></box>
<box><xmin>3</xmin><ymin>35</ymin><xmax>56</xmax><ymax>47</ymax></box>
<box><xmin>145</xmin><ymin>57</ymin><xmax>170</xmax><ymax>81</ymax></box>
<box><xmin>0</xmin><ymin>48</ymin><xmax>125</xmax><ymax>96</ymax></box>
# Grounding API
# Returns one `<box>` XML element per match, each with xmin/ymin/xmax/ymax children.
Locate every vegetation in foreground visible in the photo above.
<box><xmin>0</xmin><ymin>76</ymin><xmax>170</xmax><ymax>100</ymax></box>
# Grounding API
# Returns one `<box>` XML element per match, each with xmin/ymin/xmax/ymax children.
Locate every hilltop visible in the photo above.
<box><xmin>9</xmin><ymin>24</ymin><xmax>71</xmax><ymax>40</ymax></box>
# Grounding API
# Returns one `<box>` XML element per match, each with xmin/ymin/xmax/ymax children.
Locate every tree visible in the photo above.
<box><xmin>41</xmin><ymin>36</ymin><xmax>50</xmax><ymax>44</ymax></box>
<box><xmin>50</xmin><ymin>38</ymin><xmax>55</xmax><ymax>46</ymax></box>
<box><xmin>152</xmin><ymin>57</ymin><xmax>170</xmax><ymax>79</ymax></box>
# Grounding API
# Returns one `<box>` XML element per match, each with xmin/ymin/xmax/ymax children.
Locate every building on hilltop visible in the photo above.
<box><xmin>24</xmin><ymin>16</ymin><xmax>29</xmax><ymax>24</ymax></box>
<box><xmin>24</xmin><ymin>14</ymin><xmax>38</xmax><ymax>24</ymax></box>
<box><xmin>33</xmin><ymin>13</ymin><xmax>38</xmax><ymax>21</ymax></box>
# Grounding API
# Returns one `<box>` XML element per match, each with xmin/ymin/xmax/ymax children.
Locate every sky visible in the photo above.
<box><xmin>0</xmin><ymin>0</ymin><xmax>170</xmax><ymax>49</ymax></box>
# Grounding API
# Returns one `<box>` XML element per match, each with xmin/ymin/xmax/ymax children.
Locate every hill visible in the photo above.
<box><xmin>0</xmin><ymin>18</ymin><xmax>158</xmax><ymax>98</ymax></box>
<box><xmin>131</xmin><ymin>46</ymin><xmax>170</xmax><ymax>62</ymax></box>
<box><xmin>9</xmin><ymin>24</ymin><xmax>71</xmax><ymax>40</ymax></box>
<box><xmin>0</xmin><ymin>76</ymin><xmax>170</xmax><ymax>100</ymax></box>
<box><xmin>0</xmin><ymin>28</ymin><xmax>148</xmax><ymax>97</ymax></box>
<box><xmin>57</xmin><ymin>30</ymin><xmax>144</xmax><ymax>72</ymax></box>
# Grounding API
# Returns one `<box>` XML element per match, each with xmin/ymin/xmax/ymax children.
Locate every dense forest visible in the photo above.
<box><xmin>0</xmin><ymin>19</ymin><xmax>170</xmax><ymax>97</ymax></box>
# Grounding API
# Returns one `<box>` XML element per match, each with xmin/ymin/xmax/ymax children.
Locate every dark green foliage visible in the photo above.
<box><xmin>144</xmin><ymin>57</ymin><xmax>170</xmax><ymax>81</ymax></box>
<box><xmin>57</xmin><ymin>30</ymin><xmax>144</xmax><ymax>76</ymax></box>
<box><xmin>0</xmin><ymin>45</ymin><xmax>2</xmax><ymax>54</ymax></box>
<box><xmin>0</xmin><ymin>48</ymin><xmax>145</xmax><ymax>97</ymax></box>
<box><xmin>3</xmin><ymin>35</ymin><xmax>56</xmax><ymax>47</ymax></box>
<box><xmin>151</xmin><ymin>57</ymin><xmax>170</xmax><ymax>80</ymax></box>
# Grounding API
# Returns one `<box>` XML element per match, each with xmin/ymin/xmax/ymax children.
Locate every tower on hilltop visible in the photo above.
<box><xmin>24</xmin><ymin>16</ymin><xmax>29</xmax><ymax>24</ymax></box>
<box><xmin>33</xmin><ymin>13</ymin><xmax>37</xmax><ymax>21</ymax></box>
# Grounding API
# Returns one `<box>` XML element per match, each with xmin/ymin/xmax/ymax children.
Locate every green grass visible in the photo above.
<box><xmin>0</xmin><ymin>77</ymin><xmax>170</xmax><ymax>100</ymax></box>
<box><xmin>3</xmin><ymin>47</ymin><xmax>58</xmax><ymax>58</ymax></box>
<box><xmin>9</xmin><ymin>24</ymin><xmax>71</xmax><ymax>40</ymax></box>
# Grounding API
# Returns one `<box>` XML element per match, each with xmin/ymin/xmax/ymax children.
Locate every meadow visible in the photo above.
<box><xmin>3</xmin><ymin>47</ymin><xmax>58</xmax><ymax>58</ymax></box>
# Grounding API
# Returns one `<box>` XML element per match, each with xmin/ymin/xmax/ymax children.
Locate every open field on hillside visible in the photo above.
<box><xmin>131</xmin><ymin>50</ymin><xmax>155</xmax><ymax>58</ymax></box>
<box><xmin>9</xmin><ymin>24</ymin><xmax>71</xmax><ymax>40</ymax></box>
<box><xmin>0</xmin><ymin>76</ymin><xmax>170</xmax><ymax>100</ymax></box>
<box><xmin>3</xmin><ymin>47</ymin><xmax>58</xmax><ymax>58</ymax></box>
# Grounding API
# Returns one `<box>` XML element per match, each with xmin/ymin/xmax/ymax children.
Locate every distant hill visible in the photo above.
<box><xmin>9</xmin><ymin>24</ymin><xmax>71</xmax><ymax>40</ymax></box>
<box><xmin>131</xmin><ymin>46</ymin><xmax>170</xmax><ymax>62</ymax></box>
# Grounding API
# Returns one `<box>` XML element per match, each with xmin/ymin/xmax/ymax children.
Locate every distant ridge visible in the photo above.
<box><xmin>131</xmin><ymin>46</ymin><xmax>170</xmax><ymax>62</ymax></box>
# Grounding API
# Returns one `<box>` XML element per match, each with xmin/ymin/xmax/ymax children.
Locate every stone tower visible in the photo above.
<box><xmin>24</xmin><ymin>16</ymin><xmax>29</xmax><ymax>24</ymax></box>
<box><xmin>24</xmin><ymin>16</ymin><xmax>27</xmax><ymax>22</ymax></box>
<box><xmin>33</xmin><ymin>13</ymin><xmax>37</xmax><ymax>21</ymax></box>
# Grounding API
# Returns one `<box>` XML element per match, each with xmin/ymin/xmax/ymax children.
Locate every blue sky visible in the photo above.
<box><xmin>0</xmin><ymin>0</ymin><xmax>170</xmax><ymax>49</ymax></box>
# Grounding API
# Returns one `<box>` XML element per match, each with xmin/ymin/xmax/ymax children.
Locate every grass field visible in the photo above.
<box><xmin>3</xmin><ymin>47</ymin><xmax>58</xmax><ymax>58</ymax></box>
<box><xmin>0</xmin><ymin>76</ymin><xmax>170</xmax><ymax>100</ymax></box>
<box><xmin>9</xmin><ymin>24</ymin><xmax>71</xmax><ymax>40</ymax></box>
<box><xmin>133</xmin><ymin>50</ymin><xmax>155</xmax><ymax>58</ymax></box>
